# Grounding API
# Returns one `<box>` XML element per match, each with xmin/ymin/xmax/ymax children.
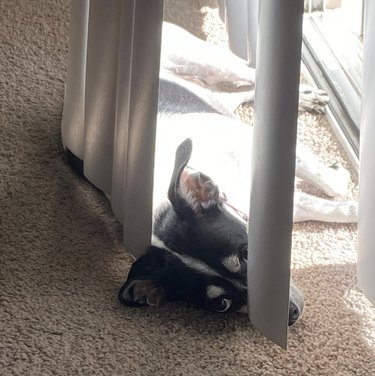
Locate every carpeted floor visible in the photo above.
<box><xmin>1</xmin><ymin>1</ymin><xmax>374</xmax><ymax>375</ymax></box>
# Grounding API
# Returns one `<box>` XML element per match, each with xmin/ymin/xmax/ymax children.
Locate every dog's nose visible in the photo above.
<box><xmin>289</xmin><ymin>281</ymin><xmax>304</xmax><ymax>326</ymax></box>
<box><xmin>288</xmin><ymin>301</ymin><xmax>301</xmax><ymax>326</ymax></box>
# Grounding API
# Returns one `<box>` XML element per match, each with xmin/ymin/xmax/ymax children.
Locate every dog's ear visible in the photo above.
<box><xmin>168</xmin><ymin>138</ymin><xmax>220</xmax><ymax>215</ymax></box>
<box><xmin>118</xmin><ymin>249</ymin><xmax>166</xmax><ymax>307</ymax></box>
<box><xmin>168</xmin><ymin>138</ymin><xmax>193</xmax><ymax>209</ymax></box>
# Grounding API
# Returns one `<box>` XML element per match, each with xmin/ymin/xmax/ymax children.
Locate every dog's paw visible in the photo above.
<box><xmin>338</xmin><ymin>200</ymin><xmax>358</xmax><ymax>222</ymax></box>
<box><xmin>323</xmin><ymin>162</ymin><xmax>351</xmax><ymax>198</ymax></box>
<box><xmin>298</xmin><ymin>84</ymin><xmax>330</xmax><ymax>114</ymax></box>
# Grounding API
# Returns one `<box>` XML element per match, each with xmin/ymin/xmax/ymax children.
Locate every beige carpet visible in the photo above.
<box><xmin>1</xmin><ymin>1</ymin><xmax>374</xmax><ymax>375</ymax></box>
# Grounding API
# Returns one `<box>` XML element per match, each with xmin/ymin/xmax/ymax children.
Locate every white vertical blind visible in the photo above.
<box><xmin>358</xmin><ymin>0</ymin><xmax>375</xmax><ymax>306</ymax></box>
<box><xmin>247</xmin><ymin>0</ymin><xmax>304</xmax><ymax>348</ymax></box>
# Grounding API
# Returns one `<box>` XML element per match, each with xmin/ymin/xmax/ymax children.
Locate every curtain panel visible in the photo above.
<box><xmin>61</xmin><ymin>0</ymin><xmax>164</xmax><ymax>258</ymax></box>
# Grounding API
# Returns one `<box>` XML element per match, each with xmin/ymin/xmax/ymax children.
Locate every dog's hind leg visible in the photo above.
<box><xmin>295</xmin><ymin>143</ymin><xmax>351</xmax><ymax>198</ymax></box>
<box><xmin>293</xmin><ymin>191</ymin><xmax>357</xmax><ymax>223</ymax></box>
<box><xmin>161</xmin><ymin>22</ymin><xmax>256</xmax><ymax>88</ymax></box>
<box><xmin>161</xmin><ymin>23</ymin><xmax>329</xmax><ymax>113</ymax></box>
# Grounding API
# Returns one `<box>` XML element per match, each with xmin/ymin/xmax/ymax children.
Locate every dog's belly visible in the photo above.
<box><xmin>153</xmin><ymin>113</ymin><xmax>253</xmax><ymax>217</ymax></box>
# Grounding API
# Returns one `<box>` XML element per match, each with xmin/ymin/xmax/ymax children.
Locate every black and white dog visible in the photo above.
<box><xmin>116</xmin><ymin>23</ymin><xmax>357</xmax><ymax>326</ymax></box>
<box><xmin>66</xmin><ymin>22</ymin><xmax>357</xmax><ymax>325</ymax></box>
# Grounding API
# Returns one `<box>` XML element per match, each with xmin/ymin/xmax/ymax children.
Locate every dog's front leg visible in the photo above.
<box><xmin>295</xmin><ymin>143</ymin><xmax>351</xmax><ymax>198</ymax></box>
<box><xmin>293</xmin><ymin>191</ymin><xmax>357</xmax><ymax>223</ymax></box>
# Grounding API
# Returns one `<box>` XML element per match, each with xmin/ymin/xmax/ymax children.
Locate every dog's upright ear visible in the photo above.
<box><xmin>168</xmin><ymin>138</ymin><xmax>193</xmax><ymax>211</ymax></box>
<box><xmin>118</xmin><ymin>248</ymin><xmax>166</xmax><ymax>307</ymax></box>
<box><xmin>168</xmin><ymin>138</ymin><xmax>221</xmax><ymax>216</ymax></box>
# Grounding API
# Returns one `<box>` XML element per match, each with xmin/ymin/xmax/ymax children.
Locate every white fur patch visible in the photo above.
<box><xmin>178</xmin><ymin>177</ymin><xmax>217</xmax><ymax>212</ymax></box>
<box><xmin>206</xmin><ymin>285</ymin><xmax>225</xmax><ymax>299</ymax></box>
<box><xmin>222</xmin><ymin>254</ymin><xmax>241</xmax><ymax>273</ymax></box>
<box><xmin>178</xmin><ymin>185</ymin><xmax>201</xmax><ymax>212</ymax></box>
<box><xmin>153</xmin><ymin>200</ymin><xmax>170</xmax><ymax>222</ymax></box>
<box><xmin>151</xmin><ymin>235</ymin><xmax>246</xmax><ymax>290</ymax></box>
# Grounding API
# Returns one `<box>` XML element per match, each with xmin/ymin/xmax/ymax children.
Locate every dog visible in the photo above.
<box><xmin>115</xmin><ymin>23</ymin><xmax>357</xmax><ymax>326</ymax></box>
<box><xmin>65</xmin><ymin>22</ymin><xmax>357</xmax><ymax>326</ymax></box>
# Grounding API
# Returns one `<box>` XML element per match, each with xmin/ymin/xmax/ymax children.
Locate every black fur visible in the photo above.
<box><xmin>119</xmin><ymin>137</ymin><xmax>304</xmax><ymax>325</ymax></box>
<box><xmin>63</xmin><ymin>76</ymin><xmax>304</xmax><ymax>326</ymax></box>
